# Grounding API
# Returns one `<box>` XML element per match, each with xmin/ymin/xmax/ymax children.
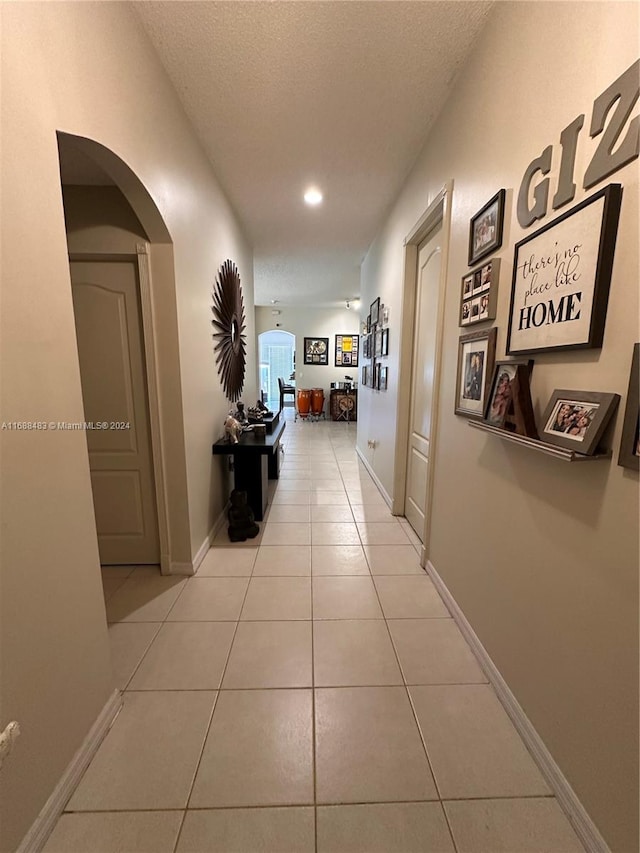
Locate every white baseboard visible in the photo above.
<box><xmin>355</xmin><ymin>446</ymin><xmax>392</xmax><ymax>508</ymax></box>
<box><xmin>17</xmin><ymin>689</ymin><xmax>122</xmax><ymax>853</ymax></box>
<box><xmin>425</xmin><ymin>560</ymin><xmax>610</xmax><ymax>853</ymax></box>
<box><xmin>170</xmin><ymin>510</ymin><xmax>227</xmax><ymax>576</ymax></box>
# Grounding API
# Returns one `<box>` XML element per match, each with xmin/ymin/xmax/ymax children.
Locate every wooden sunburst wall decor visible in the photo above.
<box><xmin>211</xmin><ymin>259</ymin><xmax>246</xmax><ymax>402</ymax></box>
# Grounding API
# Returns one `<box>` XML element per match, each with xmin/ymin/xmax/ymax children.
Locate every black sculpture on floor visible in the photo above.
<box><xmin>227</xmin><ymin>489</ymin><xmax>260</xmax><ymax>542</ymax></box>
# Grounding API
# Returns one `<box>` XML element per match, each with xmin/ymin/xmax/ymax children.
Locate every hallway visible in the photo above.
<box><xmin>44</xmin><ymin>412</ymin><xmax>584</xmax><ymax>852</ymax></box>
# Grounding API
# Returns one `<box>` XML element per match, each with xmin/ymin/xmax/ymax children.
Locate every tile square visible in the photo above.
<box><xmin>197</xmin><ymin>547</ymin><xmax>256</xmax><ymax>576</ymax></box>
<box><xmin>374</xmin><ymin>575</ymin><xmax>449</xmax><ymax>618</ymax></box>
<box><xmin>128</xmin><ymin>622</ymin><xmax>235</xmax><ymax>690</ymax></box>
<box><xmin>312</xmin><ymin>545</ymin><xmax>370</xmax><ymax>576</ymax></box>
<box><xmin>314</xmin><ymin>620</ymin><xmax>403</xmax><ymax>686</ymax></box>
<box><xmin>311</xmin><ymin>504</ymin><xmax>355</xmax><ymax>523</ymax></box>
<box><xmin>410</xmin><ymin>685</ymin><xmax>551</xmax><ymax>799</ymax></box>
<box><xmin>271</xmin><ymin>491</ymin><xmax>312</xmax><ymax>505</ymax></box>
<box><xmin>315</xmin><ymin>686</ymin><xmax>437</xmax><ymax>803</ymax></box>
<box><xmin>311</xmin><ymin>491</ymin><xmax>350</xmax><ymax>506</ymax></box>
<box><xmin>312</xmin><ymin>522</ymin><xmax>361</xmax><ymax>545</ymax></box>
<box><xmin>265</xmin><ymin>504</ymin><xmax>311</xmax><ymax>523</ymax></box>
<box><xmin>313</xmin><ymin>577</ymin><xmax>383</xmax><ymax>619</ymax></box>
<box><xmin>444</xmin><ymin>797</ymin><xmax>584</xmax><ymax>852</ymax></box>
<box><xmin>357</xmin><ymin>522</ymin><xmax>412</xmax><ymax>545</ymax></box>
<box><xmin>43</xmin><ymin>811</ymin><xmax>182</xmax><ymax>853</ymax></box>
<box><xmin>364</xmin><ymin>545</ymin><xmax>423</xmax><ymax>575</ymax></box>
<box><xmin>67</xmin><ymin>691</ymin><xmax>215</xmax><ymax>810</ymax></box>
<box><xmin>223</xmin><ymin>621</ymin><xmax>312</xmax><ymax>688</ymax></box>
<box><xmin>190</xmin><ymin>689</ymin><xmax>314</xmax><ymax>807</ymax></box>
<box><xmin>241</xmin><ymin>576</ymin><xmax>311</xmax><ymax>620</ymax></box>
<box><xmin>350</xmin><ymin>504</ymin><xmax>398</xmax><ymax>523</ymax></box>
<box><xmin>388</xmin><ymin>619</ymin><xmax>487</xmax><ymax>685</ymax></box>
<box><xmin>108</xmin><ymin>623</ymin><xmax>162</xmax><ymax>690</ymax></box>
<box><xmin>167</xmin><ymin>577</ymin><xmax>248</xmax><ymax>621</ymax></box>
<box><xmin>274</xmin><ymin>480</ymin><xmax>311</xmax><ymax>490</ymax></box>
<box><xmin>348</xmin><ymin>490</ymin><xmax>388</xmax><ymax>507</ymax></box>
<box><xmin>253</xmin><ymin>545</ymin><xmax>311</xmax><ymax>576</ymax></box>
<box><xmin>261</xmin><ymin>522</ymin><xmax>311</xmax><ymax>546</ymax></box>
<box><xmin>176</xmin><ymin>808</ymin><xmax>315</xmax><ymax>853</ymax></box>
<box><xmin>105</xmin><ymin>576</ymin><xmax>187</xmax><ymax>623</ymax></box>
<box><xmin>317</xmin><ymin>803</ymin><xmax>455</xmax><ymax>853</ymax></box>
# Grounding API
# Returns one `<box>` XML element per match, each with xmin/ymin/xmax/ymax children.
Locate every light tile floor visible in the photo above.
<box><xmin>43</xmin><ymin>413</ymin><xmax>585</xmax><ymax>853</ymax></box>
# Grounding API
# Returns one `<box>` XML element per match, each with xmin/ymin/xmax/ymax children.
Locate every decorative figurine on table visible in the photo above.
<box><xmin>227</xmin><ymin>489</ymin><xmax>260</xmax><ymax>541</ymax></box>
<box><xmin>256</xmin><ymin>398</ymin><xmax>269</xmax><ymax>413</ymax></box>
<box><xmin>224</xmin><ymin>413</ymin><xmax>242</xmax><ymax>443</ymax></box>
<box><xmin>247</xmin><ymin>405</ymin><xmax>264</xmax><ymax>422</ymax></box>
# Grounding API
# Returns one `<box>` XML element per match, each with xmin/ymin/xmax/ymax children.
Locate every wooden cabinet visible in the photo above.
<box><xmin>330</xmin><ymin>389</ymin><xmax>357</xmax><ymax>421</ymax></box>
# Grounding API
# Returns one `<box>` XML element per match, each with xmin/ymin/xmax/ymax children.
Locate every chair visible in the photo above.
<box><xmin>278</xmin><ymin>377</ymin><xmax>295</xmax><ymax>412</ymax></box>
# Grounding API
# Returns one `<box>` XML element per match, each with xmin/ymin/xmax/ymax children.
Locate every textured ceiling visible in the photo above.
<box><xmin>133</xmin><ymin>1</ymin><xmax>492</xmax><ymax>306</ymax></box>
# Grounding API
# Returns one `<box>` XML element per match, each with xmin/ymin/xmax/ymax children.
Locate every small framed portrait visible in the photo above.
<box><xmin>461</xmin><ymin>301</ymin><xmax>471</xmax><ymax>326</ymax></box>
<box><xmin>462</xmin><ymin>274</ymin><xmax>474</xmax><ymax>299</ymax></box>
<box><xmin>469</xmin><ymin>189</ymin><xmax>506</xmax><ymax>266</ymax></box>
<box><xmin>480</xmin><ymin>262</ymin><xmax>492</xmax><ymax>291</ymax></box>
<box><xmin>478</xmin><ymin>293</ymin><xmax>491</xmax><ymax>321</ymax></box>
<box><xmin>366</xmin><ymin>314</ymin><xmax>371</xmax><ymax>333</ymax></box>
<box><xmin>472</xmin><ymin>269</ymin><xmax>483</xmax><ymax>295</ymax></box>
<box><xmin>618</xmin><ymin>343</ymin><xmax>640</xmax><ymax>470</ymax></box>
<box><xmin>370</xmin><ymin>297</ymin><xmax>380</xmax><ymax>326</ymax></box>
<box><xmin>374</xmin><ymin>361</ymin><xmax>381</xmax><ymax>390</ymax></box>
<box><xmin>455</xmin><ymin>327</ymin><xmax>497</xmax><ymax>419</ymax></box>
<box><xmin>381</xmin><ymin>328</ymin><xmax>389</xmax><ymax>356</ymax></box>
<box><xmin>374</xmin><ymin>328</ymin><xmax>383</xmax><ymax>357</ymax></box>
<box><xmin>303</xmin><ymin>337</ymin><xmax>329</xmax><ymax>365</ymax></box>
<box><xmin>541</xmin><ymin>390</ymin><xmax>620</xmax><ymax>456</ymax></box>
<box><xmin>361</xmin><ymin>365</ymin><xmax>368</xmax><ymax>387</ymax></box>
<box><xmin>484</xmin><ymin>361</ymin><xmax>526</xmax><ymax>427</ymax></box>
<box><xmin>470</xmin><ymin>297</ymin><xmax>481</xmax><ymax>321</ymax></box>
<box><xmin>379</xmin><ymin>366</ymin><xmax>388</xmax><ymax>391</ymax></box>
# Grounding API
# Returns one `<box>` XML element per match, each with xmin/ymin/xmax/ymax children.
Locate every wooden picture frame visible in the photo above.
<box><xmin>507</xmin><ymin>183</ymin><xmax>622</xmax><ymax>355</ymax></box>
<box><xmin>370</xmin><ymin>297</ymin><xmax>380</xmax><ymax>326</ymax></box>
<box><xmin>469</xmin><ymin>189</ymin><xmax>505</xmax><ymax>266</ymax></box>
<box><xmin>455</xmin><ymin>328</ymin><xmax>497</xmax><ymax>419</ymax></box>
<box><xmin>303</xmin><ymin>337</ymin><xmax>329</xmax><ymax>365</ymax></box>
<box><xmin>618</xmin><ymin>343</ymin><xmax>640</xmax><ymax>470</ymax></box>
<box><xmin>335</xmin><ymin>334</ymin><xmax>359</xmax><ymax>367</ymax></box>
<box><xmin>484</xmin><ymin>360</ymin><xmax>536</xmax><ymax>437</ymax></box>
<box><xmin>541</xmin><ymin>390</ymin><xmax>620</xmax><ymax>456</ymax></box>
<box><xmin>459</xmin><ymin>259</ymin><xmax>500</xmax><ymax>327</ymax></box>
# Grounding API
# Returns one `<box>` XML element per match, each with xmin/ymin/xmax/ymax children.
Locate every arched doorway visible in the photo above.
<box><xmin>258</xmin><ymin>330</ymin><xmax>295</xmax><ymax>411</ymax></box>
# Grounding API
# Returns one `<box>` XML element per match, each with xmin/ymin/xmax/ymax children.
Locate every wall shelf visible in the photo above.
<box><xmin>468</xmin><ymin>420</ymin><xmax>612</xmax><ymax>462</ymax></box>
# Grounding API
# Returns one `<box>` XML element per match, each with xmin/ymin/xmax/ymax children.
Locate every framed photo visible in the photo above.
<box><xmin>469</xmin><ymin>189</ymin><xmax>505</xmax><ymax>266</ymax></box>
<box><xmin>366</xmin><ymin>314</ymin><xmax>371</xmax><ymax>333</ymax></box>
<box><xmin>484</xmin><ymin>360</ymin><xmax>531</xmax><ymax>427</ymax></box>
<box><xmin>379</xmin><ymin>366</ymin><xmax>388</xmax><ymax>391</ymax></box>
<box><xmin>303</xmin><ymin>337</ymin><xmax>329</xmax><ymax>365</ymax></box>
<box><xmin>507</xmin><ymin>183</ymin><xmax>622</xmax><ymax>355</ymax></box>
<box><xmin>459</xmin><ymin>259</ymin><xmax>499</xmax><ymax>327</ymax></box>
<box><xmin>361</xmin><ymin>365</ymin><xmax>368</xmax><ymax>387</ymax></box>
<box><xmin>373</xmin><ymin>361</ymin><xmax>381</xmax><ymax>390</ymax></box>
<box><xmin>618</xmin><ymin>344</ymin><xmax>640</xmax><ymax>470</ymax></box>
<box><xmin>370</xmin><ymin>297</ymin><xmax>380</xmax><ymax>326</ymax></box>
<box><xmin>455</xmin><ymin>328</ymin><xmax>497</xmax><ymax>419</ymax></box>
<box><xmin>374</xmin><ymin>328</ymin><xmax>383</xmax><ymax>357</ymax></box>
<box><xmin>381</xmin><ymin>328</ymin><xmax>389</xmax><ymax>356</ymax></box>
<box><xmin>541</xmin><ymin>390</ymin><xmax>620</xmax><ymax>456</ymax></box>
<box><xmin>335</xmin><ymin>334</ymin><xmax>359</xmax><ymax>367</ymax></box>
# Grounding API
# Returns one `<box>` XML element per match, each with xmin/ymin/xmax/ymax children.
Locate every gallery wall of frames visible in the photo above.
<box><xmin>453</xmin><ymin>59</ymin><xmax>639</xmax><ymax>469</ymax></box>
<box><xmin>361</xmin><ymin>297</ymin><xmax>390</xmax><ymax>392</ymax></box>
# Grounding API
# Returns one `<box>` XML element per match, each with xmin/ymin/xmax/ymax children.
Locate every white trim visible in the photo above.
<box><xmin>136</xmin><ymin>244</ymin><xmax>171</xmax><ymax>575</ymax></box>
<box><xmin>355</xmin><ymin>446</ymin><xmax>392</xmax><ymax>507</ymax></box>
<box><xmin>16</xmin><ymin>690</ymin><xmax>122</xmax><ymax>853</ymax></box>
<box><xmin>189</xmin><ymin>509</ymin><xmax>229</xmax><ymax>574</ymax></box>
<box><xmin>425</xmin><ymin>559</ymin><xmax>611</xmax><ymax>853</ymax></box>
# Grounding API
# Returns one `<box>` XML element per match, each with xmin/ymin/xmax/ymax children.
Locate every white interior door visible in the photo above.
<box><xmin>404</xmin><ymin>225</ymin><xmax>443</xmax><ymax>542</ymax></box>
<box><xmin>70</xmin><ymin>259</ymin><xmax>159</xmax><ymax>564</ymax></box>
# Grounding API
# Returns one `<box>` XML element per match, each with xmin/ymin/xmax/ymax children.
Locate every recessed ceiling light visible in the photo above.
<box><xmin>304</xmin><ymin>187</ymin><xmax>323</xmax><ymax>206</ymax></box>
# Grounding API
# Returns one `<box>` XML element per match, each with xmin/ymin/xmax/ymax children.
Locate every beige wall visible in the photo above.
<box><xmin>0</xmin><ymin>4</ymin><xmax>254</xmax><ymax>850</ymax></box>
<box><xmin>359</xmin><ymin>3</ymin><xmax>639</xmax><ymax>850</ymax></box>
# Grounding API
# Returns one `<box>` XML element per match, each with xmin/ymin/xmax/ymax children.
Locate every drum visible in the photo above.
<box><xmin>297</xmin><ymin>388</ymin><xmax>311</xmax><ymax>418</ymax></box>
<box><xmin>311</xmin><ymin>388</ymin><xmax>325</xmax><ymax>415</ymax></box>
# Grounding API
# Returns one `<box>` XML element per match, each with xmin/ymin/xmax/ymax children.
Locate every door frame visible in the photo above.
<box><xmin>69</xmin><ymin>247</ymin><xmax>171</xmax><ymax>573</ymax></box>
<box><xmin>392</xmin><ymin>181</ymin><xmax>453</xmax><ymax>566</ymax></box>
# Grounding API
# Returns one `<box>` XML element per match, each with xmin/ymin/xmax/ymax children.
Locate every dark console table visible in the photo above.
<box><xmin>212</xmin><ymin>416</ymin><xmax>286</xmax><ymax>521</ymax></box>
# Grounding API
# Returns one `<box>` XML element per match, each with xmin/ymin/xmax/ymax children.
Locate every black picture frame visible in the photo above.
<box><xmin>469</xmin><ymin>189</ymin><xmax>505</xmax><ymax>266</ymax></box>
<box><xmin>361</xmin><ymin>365</ymin><xmax>368</xmax><ymax>387</ymax></box>
<box><xmin>618</xmin><ymin>343</ymin><xmax>640</xmax><ymax>470</ymax></box>
<box><xmin>335</xmin><ymin>334</ymin><xmax>359</xmax><ymax>367</ymax></box>
<box><xmin>455</xmin><ymin>327</ymin><xmax>497</xmax><ymax>420</ymax></box>
<box><xmin>381</xmin><ymin>328</ymin><xmax>389</xmax><ymax>356</ymax></box>
<box><xmin>379</xmin><ymin>366</ymin><xmax>388</xmax><ymax>391</ymax></box>
<box><xmin>303</xmin><ymin>337</ymin><xmax>329</xmax><ymax>365</ymax></box>
<box><xmin>374</xmin><ymin>328</ymin><xmax>383</xmax><ymax>357</ymax></box>
<box><xmin>507</xmin><ymin>183</ymin><xmax>622</xmax><ymax>355</ymax></box>
<box><xmin>541</xmin><ymin>390</ymin><xmax>620</xmax><ymax>456</ymax></box>
<box><xmin>370</xmin><ymin>297</ymin><xmax>380</xmax><ymax>326</ymax></box>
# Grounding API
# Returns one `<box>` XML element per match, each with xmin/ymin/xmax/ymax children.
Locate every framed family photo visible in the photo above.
<box><xmin>459</xmin><ymin>259</ymin><xmax>500</xmax><ymax>327</ymax></box>
<box><xmin>483</xmin><ymin>359</ymin><xmax>535</xmax><ymax>434</ymax></box>
<box><xmin>507</xmin><ymin>183</ymin><xmax>622</xmax><ymax>356</ymax></box>
<box><xmin>618</xmin><ymin>344</ymin><xmax>640</xmax><ymax>470</ymax></box>
<box><xmin>455</xmin><ymin>328</ymin><xmax>497</xmax><ymax>419</ymax></box>
<box><xmin>303</xmin><ymin>337</ymin><xmax>329</xmax><ymax>365</ymax></box>
<box><xmin>469</xmin><ymin>189</ymin><xmax>505</xmax><ymax>266</ymax></box>
<box><xmin>541</xmin><ymin>390</ymin><xmax>620</xmax><ymax>456</ymax></box>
